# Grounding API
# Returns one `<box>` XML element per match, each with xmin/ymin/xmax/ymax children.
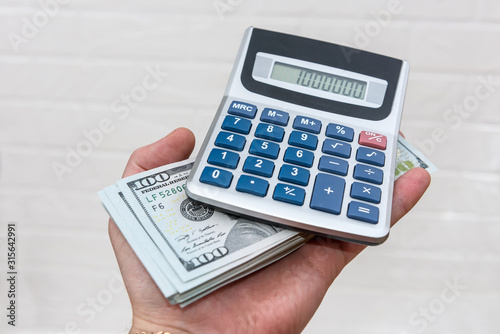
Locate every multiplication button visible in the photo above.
<box><xmin>350</xmin><ymin>182</ymin><xmax>381</xmax><ymax>204</ymax></box>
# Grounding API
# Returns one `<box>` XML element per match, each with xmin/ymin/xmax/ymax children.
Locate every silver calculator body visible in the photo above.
<box><xmin>186</xmin><ymin>27</ymin><xmax>409</xmax><ymax>245</ymax></box>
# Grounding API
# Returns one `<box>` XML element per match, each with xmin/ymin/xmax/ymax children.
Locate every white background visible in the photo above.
<box><xmin>0</xmin><ymin>0</ymin><xmax>499</xmax><ymax>333</ymax></box>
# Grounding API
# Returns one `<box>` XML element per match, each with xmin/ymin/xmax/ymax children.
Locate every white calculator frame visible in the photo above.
<box><xmin>186</xmin><ymin>27</ymin><xmax>409</xmax><ymax>245</ymax></box>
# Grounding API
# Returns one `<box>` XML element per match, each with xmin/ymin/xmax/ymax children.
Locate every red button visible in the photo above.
<box><xmin>359</xmin><ymin>131</ymin><xmax>387</xmax><ymax>150</ymax></box>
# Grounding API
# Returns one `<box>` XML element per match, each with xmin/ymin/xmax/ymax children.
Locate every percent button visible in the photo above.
<box><xmin>326</xmin><ymin>123</ymin><xmax>354</xmax><ymax>142</ymax></box>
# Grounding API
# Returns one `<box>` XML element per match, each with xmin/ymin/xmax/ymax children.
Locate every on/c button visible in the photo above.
<box><xmin>359</xmin><ymin>131</ymin><xmax>387</xmax><ymax>150</ymax></box>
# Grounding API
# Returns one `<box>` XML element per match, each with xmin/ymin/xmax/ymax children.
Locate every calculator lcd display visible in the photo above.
<box><xmin>270</xmin><ymin>62</ymin><xmax>367</xmax><ymax>100</ymax></box>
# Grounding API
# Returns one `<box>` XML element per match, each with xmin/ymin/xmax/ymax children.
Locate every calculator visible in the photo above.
<box><xmin>186</xmin><ymin>27</ymin><xmax>409</xmax><ymax>245</ymax></box>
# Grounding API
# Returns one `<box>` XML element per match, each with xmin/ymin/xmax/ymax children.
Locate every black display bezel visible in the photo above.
<box><xmin>241</xmin><ymin>28</ymin><xmax>403</xmax><ymax>121</ymax></box>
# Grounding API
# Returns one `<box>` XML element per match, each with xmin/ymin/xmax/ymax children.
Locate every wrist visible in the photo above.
<box><xmin>129</xmin><ymin>319</ymin><xmax>191</xmax><ymax>334</ymax></box>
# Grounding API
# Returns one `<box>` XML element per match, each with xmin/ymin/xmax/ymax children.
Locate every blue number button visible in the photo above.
<box><xmin>293</xmin><ymin>116</ymin><xmax>322</xmax><ymax>134</ymax></box>
<box><xmin>260</xmin><ymin>108</ymin><xmax>289</xmax><ymax>126</ymax></box>
<box><xmin>273</xmin><ymin>183</ymin><xmax>306</xmax><ymax>206</ymax></box>
<box><xmin>326</xmin><ymin>123</ymin><xmax>354</xmax><ymax>142</ymax></box>
<box><xmin>350</xmin><ymin>182</ymin><xmax>381</xmax><ymax>204</ymax></box>
<box><xmin>318</xmin><ymin>156</ymin><xmax>348</xmax><ymax>176</ymax></box>
<box><xmin>347</xmin><ymin>201</ymin><xmax>379</xmax><ymax>224</ymax></box>
<box><xmin>356</xmin><ymin>147</ymin><xmax>385</xmax><ymax>167</ymax></box>
<box><xmin>200</xmin><ymin>167</ymin><xmax>233</xmax><ymax>188</ymax></box>
<box><xmin>278</xmin><ymin>164</ymin><xmax>310</xmax><ymax>186</ymax></box>
<box><xmin>353</xmin><ymin>164</ymin><xmax>384</xmax><ymax>185</ymax></box>
<box><xmin>221</xmin><ymin>115</ymin><xmax>252</xmax><ymax>134</ymax></box>
<box><xmin>288</xmin><ymin>131</ymin><xmax>318</xmax><ymax>150</ymax></box>
<box><xmin>236</xmin><ymin>175</ymin><xmax>269</xmax><ymax>197</ymax></box>
<box><xmin>283</xmin><ymin>147</ymin><xmax>314</xmax><ymax>168</ymax></box>
<box><xmin>322</xmin><ymin>139</ymin><xmax>351</xmax><ymax>158</ymax></box>
<box><xmin>227</xmin><ymin>101</ymin><xmax>257</xmax><ymax>119</ymax></box>
<box><xmin>249</xmin><ymin>139</ymin><xmax>280</xmax><ymax>159</ymax></box>
<box><xmin>215</xmin><ymin>131</ymin><xmax>246</xmax><ymax>151</ymax></box>
<box><xmin>310</xmin><ymin>173</ymin><xmax>345</xmax><ymax>215</ymax></box>
<box><xmin>207</xmin><ymin>148</ymin><xmax>239</xmax><ymax>169</ymax></box>
<box><xmin>255</xmin><ymin>123</ymin><xmax>285</xmax><ymax>142</ymax></box>
<box><xmin>243</xmin><ymin>157</ymin><xmax>275</xmax><ymax>178</ymax></box>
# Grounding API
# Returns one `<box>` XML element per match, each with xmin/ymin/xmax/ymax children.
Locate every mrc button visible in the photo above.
<box><xmin>228</xmin><ymin>101</ymin><xmax>257</xmax><ymax>119</ymax></box>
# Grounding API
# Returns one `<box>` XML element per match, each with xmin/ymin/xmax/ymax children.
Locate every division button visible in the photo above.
<box><xmin>353</xmin><ymin>164</ymin><xmax>384</xmax><ymax>185</ymax></box>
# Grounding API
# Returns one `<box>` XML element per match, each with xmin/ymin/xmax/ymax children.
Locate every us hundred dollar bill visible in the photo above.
<box><xmin>115</xmin><ymin>159</ymin><xmax>302</xmax><ymax>283</ymax></box>
<box><xmin>395</xmin><ymin>135</ymin><xmax>438</xmax><ymax>180</ymax></box>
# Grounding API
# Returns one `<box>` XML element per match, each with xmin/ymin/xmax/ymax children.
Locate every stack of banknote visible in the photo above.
<box><xmin>98</xmin><ymin>135</ymin><xmax>436</xmax><ymax>307</ymax></box>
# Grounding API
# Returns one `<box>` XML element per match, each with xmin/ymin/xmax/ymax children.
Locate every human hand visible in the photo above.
<box><xmin>108</xmin><ymin>127</ymin><xmax>431</xmax><ymax>334</ymax></box>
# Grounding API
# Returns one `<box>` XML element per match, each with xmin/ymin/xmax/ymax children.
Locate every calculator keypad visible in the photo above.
<box><xmin>201</xmin><ymin>101</ymin><xmax>391</xmax><ymax>225</ymax></box>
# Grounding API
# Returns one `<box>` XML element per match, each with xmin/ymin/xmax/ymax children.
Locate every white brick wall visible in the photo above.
<box><xmin>0</xmin><ymin>1</ymin><xmax>499</xmax><ymax>333</ymax></box>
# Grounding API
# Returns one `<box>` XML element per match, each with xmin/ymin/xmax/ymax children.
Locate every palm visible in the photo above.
<box><xmin>108</xmin><ymin>128</ymin><xmax>430</xmax><ymax>334</ymax></box>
